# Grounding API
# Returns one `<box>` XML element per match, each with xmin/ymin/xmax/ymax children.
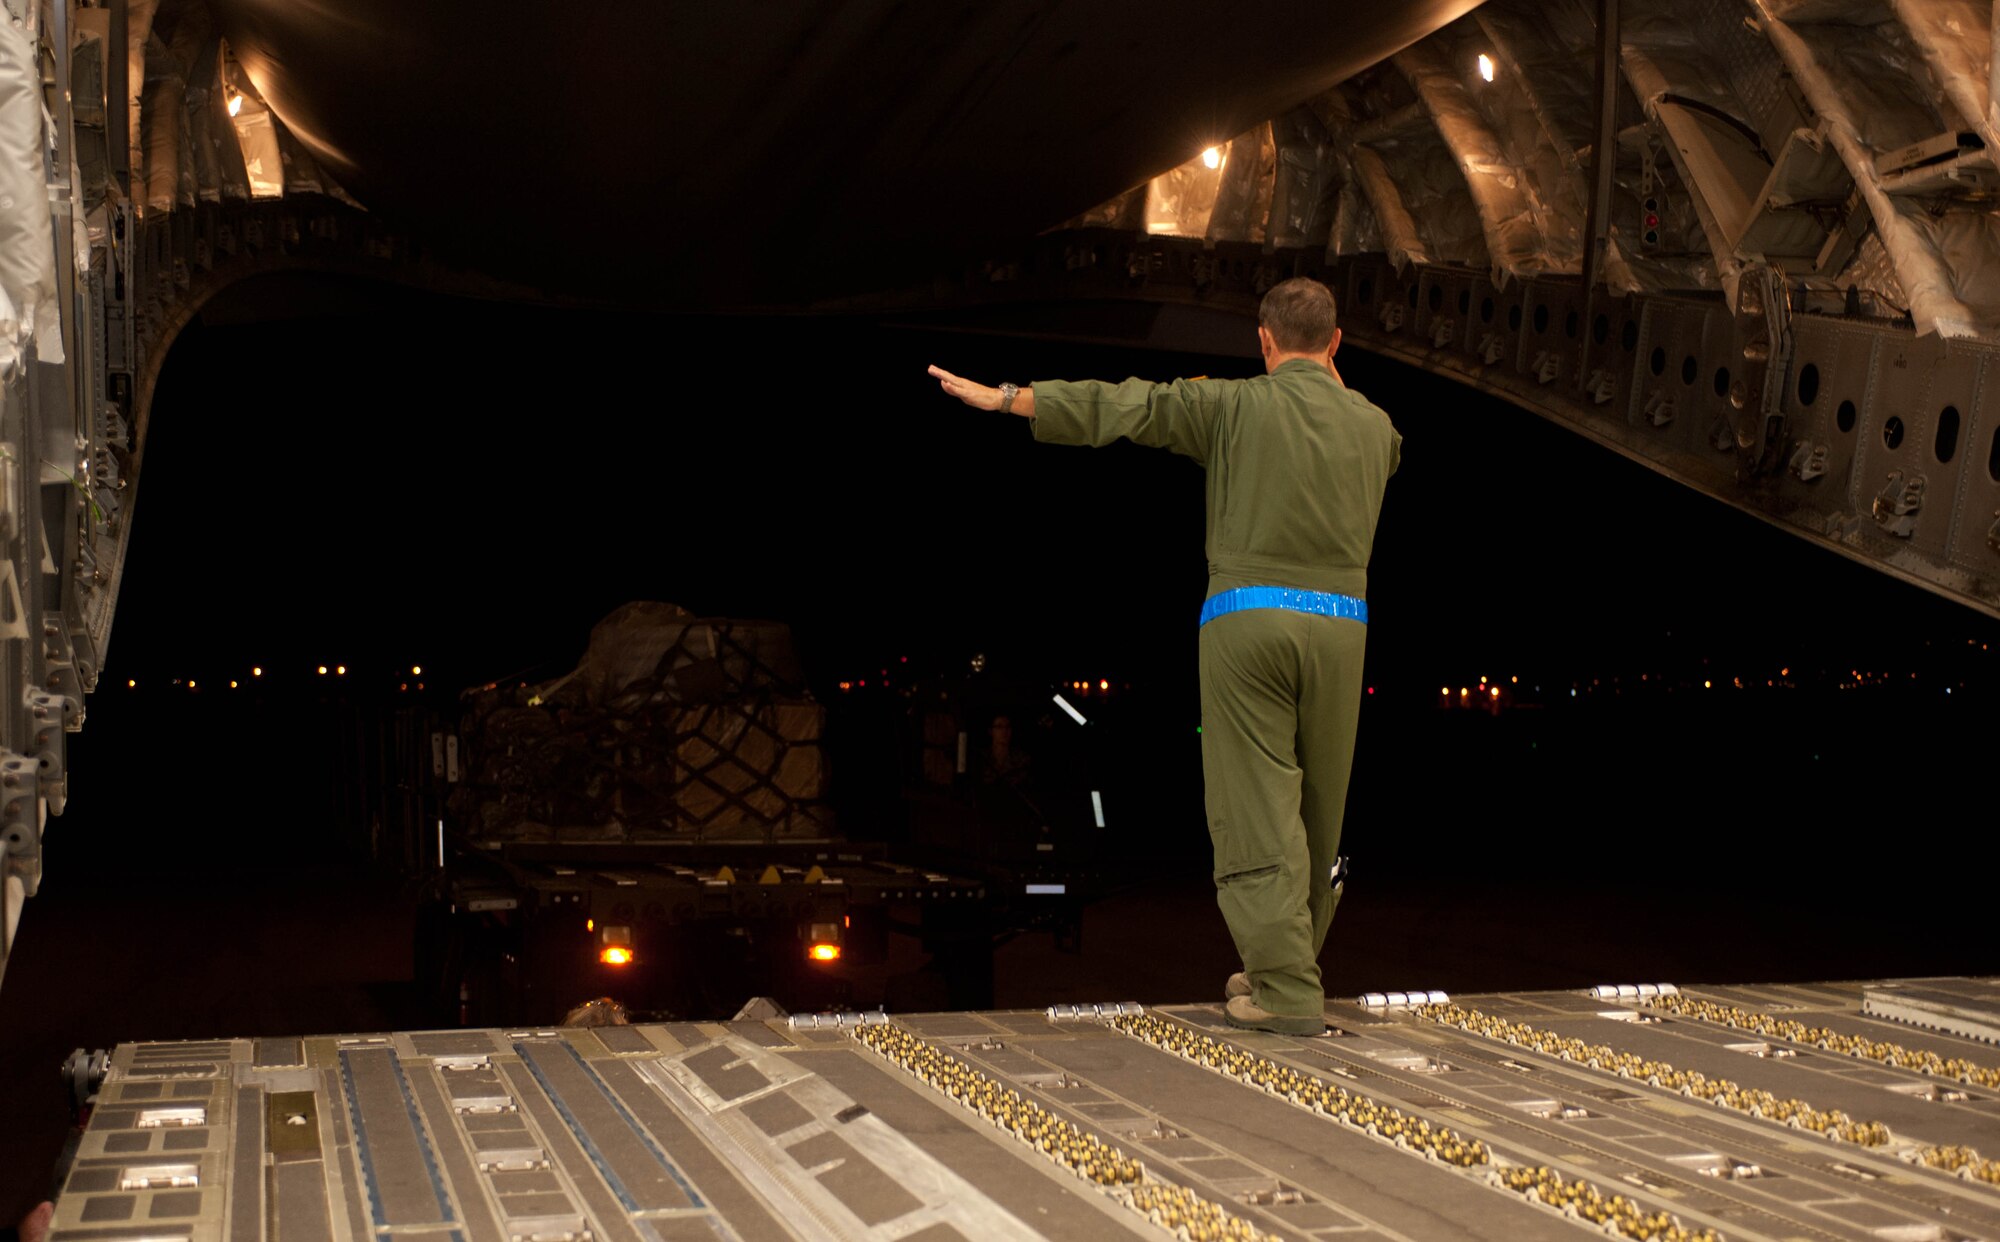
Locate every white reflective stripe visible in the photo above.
<box><xmin>1025</xmin><ymin>884</ymin><xmax>1066</xmax><ymax>895</ymax></box>
<box><xmin>1090</xmin><ymin>790</ymin><xmax>1105</xmax><ymax>827</ymax></box>
<box><xmin>1052</xmin><ymin>694</ymin><xmax>1087</xmax><ymax>725</ymax></box>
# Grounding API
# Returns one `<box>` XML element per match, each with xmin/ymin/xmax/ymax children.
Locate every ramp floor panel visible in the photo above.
<box><xmin>49</xmin><ymin>980</ymin><xmax>2000</xmax><ymax>1241</ymax></box>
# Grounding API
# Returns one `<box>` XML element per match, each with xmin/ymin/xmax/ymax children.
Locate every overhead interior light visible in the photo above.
<box><xmin>1201</xmin><ymin>146</ymin><xmax>1222</xmax><ymax>170</ymax></box>
<box><xmin>1477</xmin><ymin>53</ymin><xmax>1495</xmax><ymax>82</ymax></box>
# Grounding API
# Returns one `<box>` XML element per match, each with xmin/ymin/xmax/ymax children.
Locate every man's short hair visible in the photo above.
<box><xmin>1259</xmin><ymin>277</ymin><xmax>1339</xmax><ymax>353</ymax></box>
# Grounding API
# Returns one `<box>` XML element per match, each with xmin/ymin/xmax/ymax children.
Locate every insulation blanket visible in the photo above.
<box><xmin>0</xmin><ymin>17</ymin><xmax>54</xmax><ymax>374</ymax></box>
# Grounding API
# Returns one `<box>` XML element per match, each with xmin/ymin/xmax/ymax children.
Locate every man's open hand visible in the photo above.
<box><xmin>928</xmin><ymin>365</ymin><xmax>1001</xmax><ymax>411</ymax></box>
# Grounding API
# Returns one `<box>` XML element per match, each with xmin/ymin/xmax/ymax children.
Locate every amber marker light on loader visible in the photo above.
<box><xmin>805</xmin><ymin>919</ymin><xmax>842</xmax><ymax>963</ymax></box>
<box><xmin>597</xmin><ymin>924</ymin><xmax>634</xmax><ymax>966</ymax></box>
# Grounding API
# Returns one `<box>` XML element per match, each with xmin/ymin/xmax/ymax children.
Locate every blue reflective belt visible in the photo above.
<box><xmin>1199</xmin><ymin>586</ymin><xmax>1368</xmax><ymax>627</ymax></box>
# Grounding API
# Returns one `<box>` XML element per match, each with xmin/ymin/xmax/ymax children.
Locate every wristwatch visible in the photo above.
<box><xmin>998</xmin><ymin>382</ymin><xmax>1019</xmax><ymax>414</ymax></box>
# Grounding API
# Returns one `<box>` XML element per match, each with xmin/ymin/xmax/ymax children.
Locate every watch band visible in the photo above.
<box><xmin>998</xmin><ymin>382</ymin><xmax>1019</xmax><ymax>414</ymax></box>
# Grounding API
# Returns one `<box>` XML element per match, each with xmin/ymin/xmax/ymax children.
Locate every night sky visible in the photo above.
<box><xmin>75</xmin><ymin>271</ymin><xmax>2000</xmax><ymax>889</ymax></box>
<box><xmin>113</xmin><ymin>273</ymin><xmax>2000</xmax><ymax>687</ymax></box>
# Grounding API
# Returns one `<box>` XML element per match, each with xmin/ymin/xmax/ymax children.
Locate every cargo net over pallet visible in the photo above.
<box><xmin>450</xmin><ymin>602</ymin><xmax>834</xmax><ymax>844</ymax></box>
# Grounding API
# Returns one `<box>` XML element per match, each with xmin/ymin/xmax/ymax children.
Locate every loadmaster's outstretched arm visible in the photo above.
<box><xmin>929</xmin><ymin>365</ymin><xmax>1035</xmax><ymax>419</ymax></box>
<box><xmin>930</xmin><ymin>363</ymin><xmax>1221</xmax><ymax>463</ymax></box>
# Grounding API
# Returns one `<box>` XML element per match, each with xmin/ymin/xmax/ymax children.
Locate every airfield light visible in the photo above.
<box><xmin>127</xmin><ymin>679</ymin><xmax>135</xmax><ymax>688</ymax></box>
<box><xmin>599</xmin><ymin>946</ymin><xmax>633</xmax><ymax>966</ymax></box>
<box><xmin>1490</xmin><ymin>687</ymin><xmax>1500</xmax><ymax>699</ymax></box>
<box><xmin>1053</xmin><ymin>694</ymin><xmax>1087</xmax><ymax>726</ymax></box>
<box><xmin>317</xmin><ymin>665</ymin><xmax>327</xmax><ymax>675</ymax></box>
<box><xmin>1201</xmin><ymin>146</ymin><xmax>1222</xmax><ymax>170</ymax></box>
<box><xmin>336</xmin><ymin>665</ymin><xmax>347</xmax><ymax>676</ymax></box>
<box><xmin>808</xmin><ymin>943</ymin><xmax>842</xmax><ymax>963</ymax></box>
<box><xmin>1477</xmin><ymin>53</ymin><xmax>1495</xmax><ymax>82</ymax></box>
<box><xmin>252</xmin><ymin>666</ymin><xmax>263</xmax><ymax>677</ymax></box>
<box><xmin>412</xmin><ymin>665</ymin><xmax>422</xmax><ymax>675</ymax></box>
<box><xmin>230</xmin><ymin>680</ymin><xmax>238</xmax><ymax>689</ymax></box>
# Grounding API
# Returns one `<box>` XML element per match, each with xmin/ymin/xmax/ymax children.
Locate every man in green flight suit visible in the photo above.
<box><xmin>929</xmin><ymin>276</ymin><xmax>1401</xmax><ymax>1035</ymax></box>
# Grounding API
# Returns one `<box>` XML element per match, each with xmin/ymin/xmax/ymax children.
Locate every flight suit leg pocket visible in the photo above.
<box><xmin>1213</xmin><ymin>855</ymin><xmax>1283</xmax><ymax>886</ymax></box>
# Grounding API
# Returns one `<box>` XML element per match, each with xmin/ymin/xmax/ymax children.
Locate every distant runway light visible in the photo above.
<box><xmin>1201</xmin><ymin>146</ymin><xmax>1222</xmax><ymax>170</ymax></box>
<box><xmin>412</xmin><ymin>665</ymin><xmax>422</xmax><ymax>675</ymax></box>
<box><xmin>1477</xmin><ymin>53</ymin><xmax>1495</xmax><ymax>82</ymax></box>
<box><xmin>317</xmin><ymin>665</ymin><xmax>327</xmax><ymax>675</ymax></box>
<box><xmin>336</xmin><ymin>665</ymin><xmax>347</xmax><ymax>676</ymax></box>
<box><xmin>252</xmin><ymin>666</ymin><xmax>263</xmax><ymax>677</ymax></box>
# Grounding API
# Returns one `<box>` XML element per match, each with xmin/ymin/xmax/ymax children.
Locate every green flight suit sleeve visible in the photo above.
<box><xmin>1028</xmin><ymin>377</ymin><xmax>1224</xmax><ymax>463</ymax></box>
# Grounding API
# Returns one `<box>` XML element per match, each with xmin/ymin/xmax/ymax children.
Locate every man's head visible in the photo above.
<box><xmin>1257</xmin><ymin>277</ymin><xmax>1341</xmax><ymax>373</ymax></box>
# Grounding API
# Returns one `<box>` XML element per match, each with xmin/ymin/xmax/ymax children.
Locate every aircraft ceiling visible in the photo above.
<box><xmin>201</xmin><ymin>0</ymin><xmax>1487</xmax><ymax>302</ymax></box>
